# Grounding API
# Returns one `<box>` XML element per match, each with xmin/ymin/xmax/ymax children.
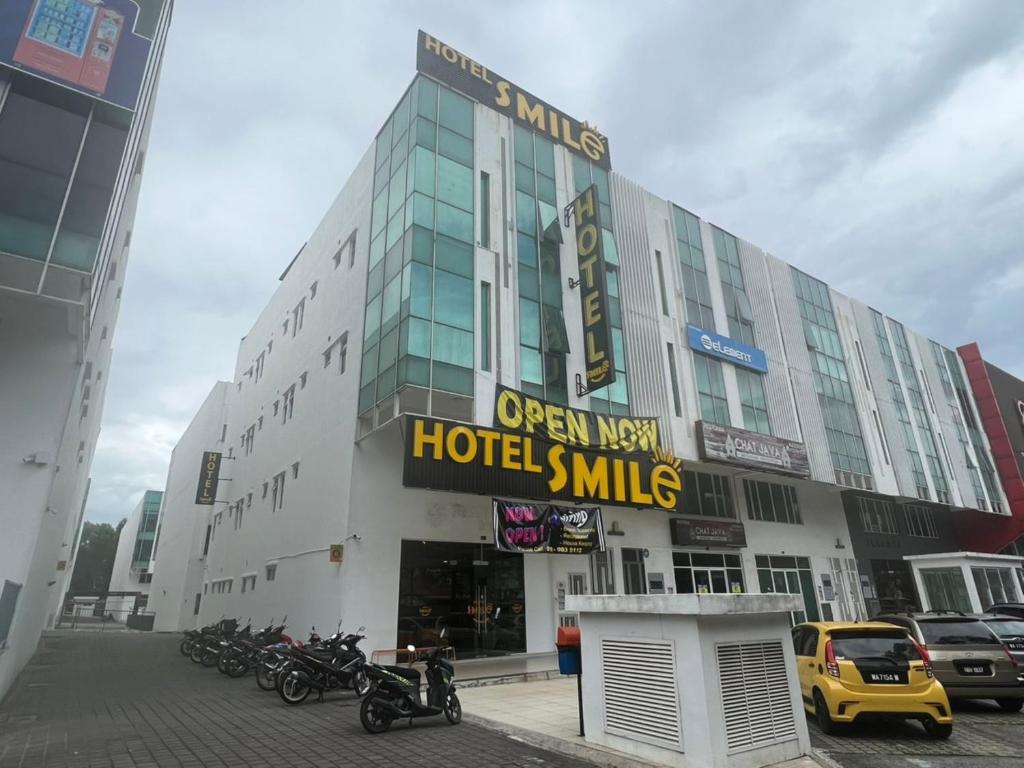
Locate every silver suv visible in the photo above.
<box><xmin>875</xmin><ymin>612</ymin><xmax>1024</xmax><ymax>712</ymax></box>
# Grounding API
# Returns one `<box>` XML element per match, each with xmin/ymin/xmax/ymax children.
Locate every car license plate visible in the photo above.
<box><xmin>1008</xmin><ymin>642</ymin><xmax>1024</xmax><ymax>651</ymax></box>
<box><xmin>958</xmin><ymin>663</ymin><xmax>989</xmax><ymax>676</ymax></box>
<box><xmin>865</xmin><ymin>671</ymin><xmax>906</xmax><ymax>684</ymax></box>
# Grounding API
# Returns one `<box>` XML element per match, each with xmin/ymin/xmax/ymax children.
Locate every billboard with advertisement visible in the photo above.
<box><xmin>0</xmin><ymin>0</ymin><xmax>164</xmax><ymax>111</ymax></box>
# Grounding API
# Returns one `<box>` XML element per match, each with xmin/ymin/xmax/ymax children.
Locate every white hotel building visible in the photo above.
<box><xmin>149</xmin><ymin>32</ymin><xmax>1018</xmax><ymax>659</ymax></box>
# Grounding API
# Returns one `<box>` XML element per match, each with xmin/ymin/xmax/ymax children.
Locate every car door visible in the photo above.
<box><xmin>793</xmin><ymin>626</ymin><xmax>818</xmax><ymax>702</ymax></box>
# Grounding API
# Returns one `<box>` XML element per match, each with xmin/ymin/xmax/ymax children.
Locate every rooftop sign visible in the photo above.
<box><xmin>416</xmin><ymin>30</ymin><xmax>611</xmax><ymax>169</ymax></box>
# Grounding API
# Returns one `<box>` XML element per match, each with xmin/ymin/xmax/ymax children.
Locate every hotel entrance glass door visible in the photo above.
<box><xmin>397</xmin><ymin>540</ymin><xmax>526</xmax><ymax>658</ymax></box>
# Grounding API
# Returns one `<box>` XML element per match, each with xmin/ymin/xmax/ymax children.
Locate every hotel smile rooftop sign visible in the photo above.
<box><xmin>416</xmin><ymin>30</ymin><xmax>611</xmax><ymax>169</ymax></box>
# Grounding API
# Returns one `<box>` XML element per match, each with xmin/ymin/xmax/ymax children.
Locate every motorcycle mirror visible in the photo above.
<box><xmin>407</xmin><ymin>644</ymin><xmax>416</xmax><ymax>653</ymax></box>
<box><xmin>358</xmin><ymin>626</ymin><xmax>365</xmax><ymax>633</ymax></box>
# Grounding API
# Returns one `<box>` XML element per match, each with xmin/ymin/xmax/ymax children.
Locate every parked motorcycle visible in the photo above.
<box><xmin>180</xmin><ymin>618</ymin><xmax>237</xmax><ymax>657</ymax></box>
<box><xmin>217</xmin><ymin>622</ymin><xmax>290</xmax><ymax>677</ymax></box>
<box><xmin>359</xmin><ymin>627</ymin><xmax>461</xmax><ymax>733</ymax></box>
<box><xmin>191</xmin><ymin>619</ymin><xmax>249</xmax><ymax>666</ymax></box>
<box><xmin>277</xmin><ymin>626</ymin><xmax>369</xmax><ymax>704</ymax></box>
<box><xmin>255</xmin><ymin>628</ymin><xmax>319</xmax><ymax>691</ymax></box>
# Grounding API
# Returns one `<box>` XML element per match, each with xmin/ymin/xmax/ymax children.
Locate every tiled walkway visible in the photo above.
<box><xmin>0</xmin><ymin>632</ymin><xmax>599</xmax><ymax>768</ymax></box>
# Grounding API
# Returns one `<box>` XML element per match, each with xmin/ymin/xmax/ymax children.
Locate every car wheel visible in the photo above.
<box><xmin>996</xmin><ymin>698</ymin><xmax>1024</xmax><ymax>713</ymax></box>
<box><xmin>923</xmin><ymin>718</ymin><xmax>952</xmax><ymax>739</ymax></box>
<box><xmin>813</xmin><ymin>690</ymin><xmax>838</xmax><ymax>735</ymax></box>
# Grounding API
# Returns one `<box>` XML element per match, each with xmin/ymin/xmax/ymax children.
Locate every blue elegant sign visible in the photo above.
<box><xmin>687</xmin><ymin>325</ymin><xmax>768</xmax><ymax>374</ymax></box>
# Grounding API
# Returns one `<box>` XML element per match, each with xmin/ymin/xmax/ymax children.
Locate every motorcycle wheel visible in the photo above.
<box><xmin>179</xmin><ymin>638</ymin><xmax>193</xmax><ymax>656</ymax></box>
<box><xmin>278</xmin><ymin>674</ymin><xmax>311</xmax><ymax>705</ymax></box>
<box><xmin>351</xmin><ymin>668</ymin><xmax>370</xmax><ymax>698</ymax></box>
<box><xmin>189</xmin><ymin>644</ymin><xmax>206</xmax><ymax>664</ymax></box>
<box><xmin>217</xmin><ymin>653</ymin><xmax>234</xmax><ymax>675</ymax></box>
<box><xmin>226</xmin><ymin>656</ymin><xmax>249</xmax><ymax>678</ymax></box>
<box><xmin>359</xmin><ymin>695</ymin><xmax>393</xmax><ymax>734</ymax></box>
<box><xmin>443</xmin><ymin>692</ymin><xmax>462</xmax><ymax>725</ymax></box>
<box><xmin>256</xmin><ymin>663</ymin><xmax>277</xmax><ymax>691</ymax></box>
<box><xmin>200</xmin><ymin>649</ymin><xmax>219</xmax><ymax>668</ymax></box>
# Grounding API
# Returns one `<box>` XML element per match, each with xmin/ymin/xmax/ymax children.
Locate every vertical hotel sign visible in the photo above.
<box><xmin>415</xmin><ymin>30</ymin><xmax>610</xmax><ymax>169</ymax></box>
<box><xmin>573</xmin><ymin>184</ymin><xmax>615</xmax><ymax>392</ymax></box>
<box><xmin>194</xmin><ymin>451</ymin><xmax>222</xmax><ymax>506</ymax></box>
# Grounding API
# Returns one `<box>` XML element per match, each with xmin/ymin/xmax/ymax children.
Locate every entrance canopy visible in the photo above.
<box><xmin>904</xmin><ymin>552</ymin><xmax>1024</xmax><ymax>613</ymax></box>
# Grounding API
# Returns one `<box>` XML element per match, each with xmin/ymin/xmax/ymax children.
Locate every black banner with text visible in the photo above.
<box><xmin>493</xmin><ymin>499</ymin><xmax>604</xmax><ymax>555</ymax></box>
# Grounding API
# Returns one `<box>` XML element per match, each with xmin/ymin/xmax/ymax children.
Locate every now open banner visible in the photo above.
<box><xmin>493</xmin><ymin>499</ymin><xmax>605</xmax><ymax>555</ymax></box>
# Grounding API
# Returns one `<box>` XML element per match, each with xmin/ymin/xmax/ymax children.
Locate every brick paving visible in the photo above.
<box><xmin>809</xmin><ymin>698</ymin><xmax>1024</xmax><ymax>768</ymax></box>
<box><xmin>0</xmin><ymin>632</ymin><xmax>597</xmax><ymax>768</ymax></box>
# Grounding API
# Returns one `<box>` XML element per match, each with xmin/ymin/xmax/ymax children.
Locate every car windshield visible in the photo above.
<box><xmin>985</xmin><ymin>619</ymin><xmax>1024</xmax><ymax>638</ymax></box>
<box><xmin>918</xmin><ymin>619</ymin><xmax>999</xmax><ymax>645</ymax></box>
<box><xmin>829</xmin><ymin>630</ymin><xmax>921</xmax><ymax>662</ymax></box>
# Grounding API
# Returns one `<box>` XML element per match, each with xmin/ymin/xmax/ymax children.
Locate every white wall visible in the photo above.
<box><xmin>107</xmin><ymin>497</ymin><xmax>146</xmax><ymax>614</ymax></box>
<box><xmin>147</xmin><ymin>382</ymin><xmax>228</xmax><ymax>631</ymax></box>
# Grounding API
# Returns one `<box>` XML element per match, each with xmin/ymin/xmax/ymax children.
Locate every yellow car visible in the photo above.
<box><xmin>792</xmin><ymin>621</ymin><xmax>953</xmax><ymax>738</ymax></box>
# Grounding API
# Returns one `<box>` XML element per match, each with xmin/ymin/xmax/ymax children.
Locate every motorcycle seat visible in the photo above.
<box><xmin>382</xmin><ymin>665</ymin><xmax>421</xmax><ymax>681</ymax></box>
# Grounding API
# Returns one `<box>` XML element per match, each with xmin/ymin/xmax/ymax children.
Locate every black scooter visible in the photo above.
<box><xmin>277</xmin><ymin>626</ymin><xmax>369</xmax><ymax>704</ymax></box>
<box><xmin>359</xmin><ymin>627</ymin><xmax>461</xmax><ymax>733</ymax></box>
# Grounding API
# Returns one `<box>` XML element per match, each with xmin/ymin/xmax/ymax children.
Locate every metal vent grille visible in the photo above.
<box><xmin>717</xmin><ymin>641</ymin><xmax>797</xmax><ymax>753</ymax></box>
<box><xmin>601</xmin><ymin>638</ymin><xmax>681</xmax><ymax>749</ymax></box>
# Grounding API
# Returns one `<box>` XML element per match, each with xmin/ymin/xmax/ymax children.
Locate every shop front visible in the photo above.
<box><xmin>396</xmin><ymin>540</ymin><xmax>526</xmax><ymax>657</ymax></box>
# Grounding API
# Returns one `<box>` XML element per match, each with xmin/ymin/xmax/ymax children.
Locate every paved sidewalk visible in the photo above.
<box><xmin>0</xmin><ymin>632</ymin><xmax>599</xmax><ymax>768</ymax></box>
<box><xmin>459</xmin><ymin>677</ymin><xmax>818</xmax><ymax>768</ymax></box>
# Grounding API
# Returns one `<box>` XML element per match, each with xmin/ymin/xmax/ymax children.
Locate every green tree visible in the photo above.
<box><xmin>69</xmin><ymin>519</ymin><xmax>125</xmax><ymax>593</ymax></box>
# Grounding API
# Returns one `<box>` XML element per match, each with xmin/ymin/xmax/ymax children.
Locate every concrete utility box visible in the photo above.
<box><xmin>565</xmin><ymin>594</ymin><xmax>810</xmax><ymax>768</ymax></box>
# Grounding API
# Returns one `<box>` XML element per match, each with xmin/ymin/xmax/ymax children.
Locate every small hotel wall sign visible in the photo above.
<box><xmin>686</xmin><ymin>324</ymin><xmax>768</xmax><ymax>374</ymax></box>
<box><xmin>697</xmin><ymin>421</ymin><xmax>811</xmax><ymax>478</ymax></box>
<box><xmin>416</xmin><ymin>31</ymin><xmax>610</xmax><ymax>169</ymax></box>
<box><xmin>194</xmin><ymin>451</ymin><xmax>222</xmax><ymax>505</ymax></box>
<box><xmin>670</xmin><ymin>518</ymin><xmax>747</xmax><ymax>548</ymax></box>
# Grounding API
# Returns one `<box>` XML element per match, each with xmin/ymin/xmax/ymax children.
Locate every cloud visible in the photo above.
<box><xmin>84</xmin><ymin>1</ymin><xmax>1024</xmax><ymax>523</ymax></box>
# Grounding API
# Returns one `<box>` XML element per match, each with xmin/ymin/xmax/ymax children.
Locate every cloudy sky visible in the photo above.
<box><xmin>86</xmin><ymin>0</ymin><xmax>1024</xmax><ymax>524</ymax></box>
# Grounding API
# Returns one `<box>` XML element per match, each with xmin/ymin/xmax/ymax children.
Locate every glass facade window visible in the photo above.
<box><xmin>935</xmin><ymin>344</ymin><xmax>993</xmax><ymax>511</ymax></box>
<box><xmin>792</xmin><ymin>269</ymin><xmax>872</xmax><ymax>489</ymax></box>
<box><xmin>872</xmin><ymin>310</ymin><xmax>929</xmax><ymax>498</ymax></box>
<box><xmin>573</xmin><ymin>154</ymin><xmax>628</xmax><ymax>414</ymax></box>
<box><xmin>903</xmin><ymin>505</ymin><xmax>938</xmax><ymax>538</ymax></box>
<box><xmin>694</xmin><ymin>355</ymin><xmax>729</xmax><ymax>425</ymax></box>
<box><xmin>681</xmin><ymin>470</ymin><xmax>735</xmax><ymax>518</ymax></box>
<box><xmin>744</xmin><ymin>480</ymin><xmax>801</xmax><ymax>524</ymax></box>
<box><xmin>666</xmin><ymin>342</ymin><xmax>682</xmax><ymax>417</ymax></box>
<box><xmin>671</xmin><ymin>205</ymin><xmax>713</xmax><ymax>330</ymax></box>
<box><xmin>712</xmin><ymin>227</ymin><xmax>755</xmax><ymax>346</ymax></box>
<box><xmin>755</xmin><ymin>554</ymin><xmax>819</xmax><ymax>624</ymax></box>
<box><xmin>971</xmin><ymin>567</ymin><xmax>1019</xmax><ymax>606</ymax></box>
<box><xmin>131</xmin><ymin>491</ymin><xmax>162</xmax><ymax>568</ymax></box>
<box><xmin>920</xmin><ymin>568</ymin><xmax>971</xmax><ymax>613</ymax></box>
<box><xmin>736</xmin><ymin>368</ymin><xmax>770</xmax><ymax>434</ymax></box>
<box><xmin>359</xmin><ymin>77</ymin><xmax>475</xmax><ymax>414</ymax></box>
<box><xmin>0</xmin><ymin>77</ymin><xmax>88</xmax><ymax>262</ymax></box>
<box><xmin>888</xmin><ymin>319</ymin><xmax>949</xmax><ymax>503</ymax></box>
<box><xmin>514</xmin><ymin>126</ymin><xmax>567</xmax><ymax>403</ymax></box>
<box><xmin>858</xmin><ymin>496</ymin><xmax>897</xmax><ymax>535</ymax></box>
<box><xmin>673</xmin><ymin>552</ymin><xmax>744</xmax><ymax>594</ymax></box>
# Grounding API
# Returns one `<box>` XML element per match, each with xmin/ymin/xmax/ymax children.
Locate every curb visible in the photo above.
<box><xmin>809</xmin><ymin>748</ymin><xmax>845</xmax><ymax>768</ymax></box>
<box><xmin>463</xmin><ymin>712</ymin><xmax>654</xmax><ymax>768</ymax></box>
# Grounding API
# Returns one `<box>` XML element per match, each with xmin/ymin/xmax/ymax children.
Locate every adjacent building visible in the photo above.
<box><xmin>152</xmin><ymin>31</ymin><xmax>1022</xmax><ymax>661</ymax></box>
<box><xmin>146</xmin><ymin>382</ymin><xmax>229</xmax><ymax>631</ymax></box>
<box><xmin>0</xmin><ymin>0</ymin><xmax>172</xmax><ymax>700</ymax></box>
<box><xmin>106</xmin><ymin>490</ymin><xmax>162</xmax><ymax>614</ymax></box>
